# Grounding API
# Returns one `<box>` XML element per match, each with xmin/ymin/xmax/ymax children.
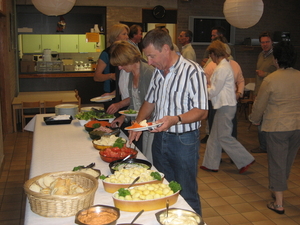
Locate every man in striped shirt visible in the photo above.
<box><xmin>129</xmin><ymin>29</ymin><xmax>208</xmax><ymax>215</ymax></box>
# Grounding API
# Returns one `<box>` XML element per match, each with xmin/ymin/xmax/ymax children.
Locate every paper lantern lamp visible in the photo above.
<box><xmin>32</xmin><ymin>0</ymin><xmax>76</xmax><ymax>16</ymax></box>
<box><xmin>223</xmin><ymin>0</ymin><xmax>264</xmax><ymax>29</ymax></box>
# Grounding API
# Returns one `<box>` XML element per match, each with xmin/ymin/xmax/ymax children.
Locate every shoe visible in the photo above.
<box><xmin>200</xmin><ymin>166</ymin><xmax>218</xmax><ymax>172</ymax></box>
<box><xmin>251</xmin><ymin>147</ymin><xmax>267</xmax><ymax>153</ymax></box>
<box><xmin>267</xmin><ymin>202</ymin><xmax>285</xmax><ymax>214</ymax></box>
<box><xmin>200</xmin><ymin>135</ymin><xmax>209</xmax><ymax>144</ymax></box>
<box><xmin>239</xmin><ymin>160</ymin><xmax>255</xmax><ymax>174</ymax></box>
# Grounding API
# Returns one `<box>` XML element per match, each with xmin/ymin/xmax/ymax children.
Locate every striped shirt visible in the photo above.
<box><xmin>145</xmin><ymin>56</ymin><xmax>208</xmax><ymax>133</ymax></box>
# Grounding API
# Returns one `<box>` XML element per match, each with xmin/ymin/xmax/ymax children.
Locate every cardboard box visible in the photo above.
<box><xmin>64</xmin><ymin>65</ymin><xmax>75</xmax><ymax>71</ymax></box>
<box><xmin>20</xmin><ymin>61</ymin><xmax>36</xmax><ymax>73</ymax></box>
<box><xmin>22</xmin><ymin>55</ymin><xmax>34</xmax><ymax>61</ymax></box>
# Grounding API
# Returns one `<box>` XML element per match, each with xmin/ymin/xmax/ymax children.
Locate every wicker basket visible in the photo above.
<box><xmin>24</xmin><ymin>171</ymin><xmax>98</xmax><ymax>217</ymax></box>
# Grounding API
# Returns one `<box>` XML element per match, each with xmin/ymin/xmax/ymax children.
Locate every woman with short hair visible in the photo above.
<box><xmin>249</xmin><ymin>41</ymin><xmax>300</xmax><ymax>214</ymax></box>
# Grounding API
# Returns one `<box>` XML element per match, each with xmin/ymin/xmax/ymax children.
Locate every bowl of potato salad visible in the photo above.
<box><xmin>101</xmin><ymin>167</ymin><xmax>164</xmax><ymax>193</ymax></box>
<box><xmin>112</xmin><ymin>181</ymin><xmax>181</xmax><ymax>212</ymax></box>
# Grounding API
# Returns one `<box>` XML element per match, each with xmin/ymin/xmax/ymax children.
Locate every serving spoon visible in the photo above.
<box><xmin>130</xmin><ymin>209</ymin><xmax>144</xmax><ymax>224</ymax></box>
<box><xmin>128</xmin><ymin>176</ymin><xmax>140</xmax><ymax>189</ymax></box>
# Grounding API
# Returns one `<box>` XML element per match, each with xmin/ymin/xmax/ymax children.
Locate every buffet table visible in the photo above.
<box><xmin>12</xmin><ymin>91</ymin><xmax>79</xmax><ymax>132</ymax></box>
<box><xmin>24</xmin><ymin>114</ymin><xmax>195</xmax><ymax>225</ymax></box>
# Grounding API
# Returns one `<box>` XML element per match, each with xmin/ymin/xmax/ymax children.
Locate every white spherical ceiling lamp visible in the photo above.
<box><xmin>223</xmin><ymin>0</ymin><xmax>264</xmax><ymax>29</ymax></box>
<box><xmin>32</xmin><ymin>0</ymin><xmax>76</xmax><ymax>16</ymax></box>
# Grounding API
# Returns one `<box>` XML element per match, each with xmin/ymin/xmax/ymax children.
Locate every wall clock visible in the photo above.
<box><xmin>152</xmin><ymin>5</ymin><xmax>166</xmax><ymax>19</ymax></box>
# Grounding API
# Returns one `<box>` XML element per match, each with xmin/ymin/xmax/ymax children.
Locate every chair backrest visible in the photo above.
<box><xmin>22</xmin><ymin>101</ymin><xmax>41</xmax><ymax>110</ymax></box>
<box><xmin>74</xmin><ymin>89</ymin><xmax>81</xmax><ymax>111</ymax></box>
<box><xmin>43</xmin><ymin>100</ymin><xmax>63</xmax><ymax>113</ymax></box>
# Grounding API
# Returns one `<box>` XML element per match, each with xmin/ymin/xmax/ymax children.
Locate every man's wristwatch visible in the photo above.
<box><xmin>177</xmin><ymin>115</ymin><xmax>182</xmax><ymax>125</ymax></box>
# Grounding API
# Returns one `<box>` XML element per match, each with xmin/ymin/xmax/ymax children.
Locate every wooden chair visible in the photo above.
<box><xmin>43</xmin><ymin>100</ymin><xmax>63</xmax><ymax>113</ymax></box>
<box><xmin>74</xmin><ymin>89</ymin><xmax>81</xmax><ymax>111</ymax></box>
<box><xmin>21</xmin><ymin>101</ymin><xmax>41</xmax><ymax>131</ymax></box>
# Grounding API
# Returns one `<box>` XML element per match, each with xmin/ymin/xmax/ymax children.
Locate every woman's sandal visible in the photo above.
<box><xmin>267</xmin><ymin>202</ymin><xmax>285</xmax><ymax>214</ymax></box>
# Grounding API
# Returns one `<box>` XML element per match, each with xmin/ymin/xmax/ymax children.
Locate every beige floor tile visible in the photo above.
<box><xmin>222</xmin><ymin>213</ymin><xmax>250</xmax><ymax>225</ymax></box>
<box><xmin>240</xmin><ymin>193</ymin><xmax>263</xmax><ymax>202</ymax></box>
<box><xmin>231</xmin><ymin>186</ymin><xmax>253</xmax><ymax>195</ymax></box>
<box><xmin>231</xmin><ymin>202</ymin><xmax>256</xmax><ymax>213</ymax></box>
<box><xmin>203</xmin><ymin>216</ymin><xmax>230</xmax><ymax>225</ymax></box>
<box><xmin>271</xmin><ymin>217</ymin><xmax>300</xmax><ymax>225</ymax></box>
<box><xmin>202</xmin><ymin>207</ymin><xmax>219</xmax><ymax>218</ymax></box>
<box><xmin>207</xmin><ymin>181</ymin><xmax>228</xmax><ymax>190</ymax></box>
<box><xmin>205</xmin><ymin>197</ymin><xmax>229</xmax><ymax>207</ymax></box>
<box><xmin>223</xmin><ymin>195</ymin><xmax>246</xmax><ymax>205</ymax></box>
<box><xmin>213</xmin><ymin>205</ymin><xmax>239</xmax><ymax>216</ymax></box>
<box><xmin>201</xmin><ymin>190</ymin><xmax>219</xmax><ymax>199</ymax></box>
<box><xmin>214</xmin><ymin>188</ymin><xmax>236</xmax><ymax>197</ymax></box>
<box><xmin>242</xmin><ymin>211</ymin><xmax>269</xmax><ymax>222</ymax></box>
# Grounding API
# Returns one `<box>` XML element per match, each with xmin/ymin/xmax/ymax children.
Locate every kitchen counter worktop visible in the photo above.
<box><xmin>19</xmin><ymin>71</ymin><xmax>94</xmax><ymax>78</ymax></box>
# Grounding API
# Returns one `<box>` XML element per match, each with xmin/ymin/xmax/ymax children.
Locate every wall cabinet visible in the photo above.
<box><xmin>78</xmin><ymin>34</ymin><xmax>96</xmax><ymax>52</ymax></box>
<box><xmin>42</xmin><ymin>35</ymin><xmax>61</xmax><ymax>52</ymax></box>
<box><xmin>22</xmin><ymin>34</ymin><xmax>42</xmax><ymax>53</ymax></box>
<box><xmin>20</xmin><ymin>34</ymin><xmax>104</xmax><ymax>54</ymax></box>
<box><xmin>60</xmin><ymin>35</ymin><xmax>79</xmax><ymax>53</ymax></box>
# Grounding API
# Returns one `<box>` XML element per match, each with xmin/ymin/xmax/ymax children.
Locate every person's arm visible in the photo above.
<box><xmin>94</xmin><ymin>58</ymin><xmax>115</xmax><ymax>82</ymax></box>
<box><xmin>106</xmin><ymin>97</ymin><xmax>130</xmax><ymax>114</ymax></box>
<box><xmin>153</xmin><ymin>108</ymin><xmax>208</xmax><ymax>133</ymax></box>
<box><xmin>249</xmin><ymin>79</ymin><xmax>270</xmax><ymax>124</ymax></box>
<box><xmin>235</xmin><ymin>65</ymin><xmax>245</xmax><ymax>99</ymax></box>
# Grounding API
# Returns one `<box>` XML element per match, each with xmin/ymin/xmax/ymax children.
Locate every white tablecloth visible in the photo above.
<box><xmin>24</xmin><ymin>114</ymin><xmax>194</xmax><ymax>225</ymax></box>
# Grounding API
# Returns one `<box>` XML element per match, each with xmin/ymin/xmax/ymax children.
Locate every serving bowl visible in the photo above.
<box><xmin>75</xmin><ymin>204</ymin><xmax>120</xmax><ymax>225</ymax></box>
<box><xmin>89</xmin><ymin>128</ymin><xmax>120</xmax><ymax>140</ymax></box>
<box><xmin>109</xmin><ymin>158</ymin><xmax>152</xmax><ymax>174</ymax></box>
<box><xmin>112</xmin><ymin>185</ymin><xmax>179</xmax><ymax>212</ymax></box>
<box><xmin>84</xmin><ymin>120</ymin><xmax>112</xmax><ymax>132</ymax></box>
<box><xmin>102</xmin><ymin>171</ymin><xmax>164</xmax><ymax>193</ymax></box>
<box><xmin>155</xmin><ymin>208</ymin><xmax>204</xmax><ymax>225</ymax></box>
<box><xmin>99</xmin><ymin>148</ymin><xmax>138</xmax><ymax>163</ymax></box>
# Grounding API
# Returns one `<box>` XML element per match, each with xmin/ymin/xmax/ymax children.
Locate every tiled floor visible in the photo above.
<box><xmin>0</xmin><ymin>112</ymin><xmax>300</xmax><ymax>225</ymax></box>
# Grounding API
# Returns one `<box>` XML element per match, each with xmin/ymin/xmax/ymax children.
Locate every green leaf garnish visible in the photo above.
<box><xmin>150</xmin><ymin>172</ymin><xmax>162</xmax><ymax>181</ymax></box>
<box><xmin>118</xmin><ymin>188</ymin><xmax>131</xmax><ymax>197</ymax></box>
<box><xmin>100</xmin><ymin>175</ymin><xmax>107</xmax><ymax>180</ymax></box>
<box><xmin>169</xmin><ymin>181</ymin><xmax>182</xmax><ymax>193</ymax></box>
<box><xmin>73</xmin><ymin>166</ymin><xmax>84</xmax><ymax>171</ymax></box>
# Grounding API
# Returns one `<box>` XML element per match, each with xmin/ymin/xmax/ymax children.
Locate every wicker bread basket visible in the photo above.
<box><xmin>24</xmin><ymin>171</ymin><xmax>98</xmax><ymax>217</ymax></box>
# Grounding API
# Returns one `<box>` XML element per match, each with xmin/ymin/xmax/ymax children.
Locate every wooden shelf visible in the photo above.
<box><xmin>19</xmin><ymin>72</ymin><xmax>94</xmax><ymax>78</ymax></box>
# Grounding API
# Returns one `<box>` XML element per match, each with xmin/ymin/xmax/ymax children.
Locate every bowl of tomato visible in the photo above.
<box><xmin>99</xmin><ymin>147</ymin><xmax>138</xmax><ymax>163</ymax></box>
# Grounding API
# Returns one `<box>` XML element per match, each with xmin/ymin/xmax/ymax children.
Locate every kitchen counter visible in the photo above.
<box><xmin>19</xmin><ymin>71</ymin><xmax>94</xmax><ymax>78</ymax></box>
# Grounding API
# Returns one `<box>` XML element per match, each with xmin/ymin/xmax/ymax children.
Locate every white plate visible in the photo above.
<box><xmin>96</xmin><ymin>117</ymin><xmax>115</xmax><ymax>123</ymax></box>
<box><xmin>90</xmin><ymin>95</ymin><xmax>115</xmax><ymax>102</ymax></box>
<box><xmin>119</xmin><ymin>110</ymin><xmax>139</xmax><ymax>117</ymax></box>
<box><xmin>80</xmin><ymin>106</ymin><xmax>104</xmax><ymax>112</ymax></box>
<box><xmin>125</xmin><ymin>122</ymin><xmax>163</xmax><ymax>131</ymax></box>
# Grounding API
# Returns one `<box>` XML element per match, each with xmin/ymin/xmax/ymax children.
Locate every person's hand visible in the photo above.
<box><xmin>150</xmin><ymin>116</ymin><xmax>177</xmax><ymax>133</ymax></box>
<box><xmin>128</xmin><ymin>130</ymin><xmax>142</xmax><ymax>144</ymax></box>
<box><xmin>106</xmin><ymin>103</ymin><xmax>120</xmax><ymax>114</ymax></box>
<box><xmin>256</xmin><ymin>70</ymin><xmax>266</xmax><ymax>77</ymax></box>
<box><xmin>101</xmin><ymin>92</ymin><xmax>114</xmax><ymax>97</ymax></box>
<box><xmin>111</xmin><ymin>116</ymin><xmax>125</xmax><ymax>128</ymax></box>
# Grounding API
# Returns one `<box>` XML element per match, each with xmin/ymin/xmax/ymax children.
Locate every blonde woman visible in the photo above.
<box><xmin>109</xmin><ymin>40</ymin><xmax>154</xmax><ymax>160</ymax></box>
<box><xmin>94</xmin><ymin>23</ymin><xmax>129</xmax><ymax>93</ymax></box>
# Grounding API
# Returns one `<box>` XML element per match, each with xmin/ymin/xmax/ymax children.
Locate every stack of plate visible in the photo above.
<box><xmin>55</xmin><ymin>104</ymin><xmax>78</xmax><ymax>118</ymax></box>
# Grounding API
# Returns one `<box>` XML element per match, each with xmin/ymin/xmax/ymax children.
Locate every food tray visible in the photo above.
<box><xmin>24</xmin><ymin>171</ymin><xmax>98</xmax><ymax>217</ymax></box>
<box><xmin>44</xmin><ymin>116</ymin><xmax>73</xmax><ymax>125</ymax></box>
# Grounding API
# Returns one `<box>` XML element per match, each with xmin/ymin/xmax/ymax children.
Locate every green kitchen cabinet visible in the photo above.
<box><xmin>60</xmin><ymin>35</ymin><xmax>79</xmax><ymax>53</ymax></box>
<box><xmin>78</xmin><ymin>34</ymin><xmax>97</xmax><ymax>52</ymax></box>
<box><xmin>22</xmin><ymin>34</ymin><xmax>42</xmax><ymax>53</ymax></box>
<box><xmin>42</xmin><ymin>35</ymin><xmax>61</xmax><ymax>52</ymax></box>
